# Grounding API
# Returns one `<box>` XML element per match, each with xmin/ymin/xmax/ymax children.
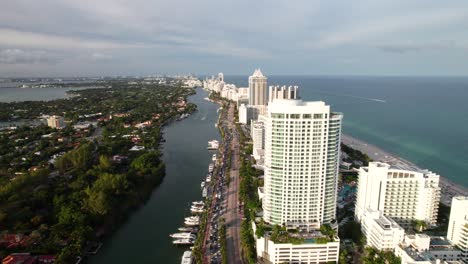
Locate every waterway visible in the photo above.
<box><xmin>89</xmin><ymin>88</ymin><xmax>220</xmax><ymax>263</ymax></box>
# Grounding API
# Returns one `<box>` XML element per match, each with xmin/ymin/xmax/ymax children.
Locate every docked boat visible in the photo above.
<box><xmin>170</xmin><ymin>233</ymin><xmax>196</xmax><ymax>239</ymax></box>
<box><xmin>208</xmin><ymin>163</ymin><xmax>214</xmax><ymax>173</ymax></box>
<box><xmin>190</xmin><ymin>207</ymin><xmax>204</xmax><ymax>214</ymax></box>
<box><xmin>173</xmin><ymin>239</ymin><xmax>195</xmax><ymax>245</ymax></box>
<box><xmin>207</xmin><ymin>140</ymin><xmax>219</xmax><ymax>150</ymax></box>
<box><xmin>181</xmin><ymin>251</ymin><xmax>193</xmax><ymax>264</ymax></box>
<box><xmin>202</xmin><ymin>187</ymin><xmax>207</xmax><ymax>198</ymax></box>
<box><xmin>177</xmin><ymin>113</ymin><xmax>190</xmax><ymax>121</ymax></box>
<box><xmin>185</xmin><ymin>216</ymin><xmax>199</xmax><ymax>221</ymax></box>
<box><xmin>178</xmin><ymin>227</ymin><xmax>197</xmax><ymax>232</ymax></box>
<box><xmin>184</xmin><ymin>220</ymin><xmax>200</xmax><ymax>226</ymax></box>
<box><xmin>212</xmin><ymin>154</ymin><xmax>217</xmax><ymax>161</ymax></box>
<box><xmin>200</xmin><ymin>181</ymin><xmax>205</xmax><ymax>189</ymax></box>
<box><xmin>206</xmin><ymin>175</ymin><xmax>211</xmax><ymax>183</ymax></box>
<box><xmin>192</xmin><ymin>201</ymin><xmax>204</xmax><ymax>206</ymax></box>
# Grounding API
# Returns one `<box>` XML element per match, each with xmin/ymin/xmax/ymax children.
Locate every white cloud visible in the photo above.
<box><xmin>0</xmin><ymin>28</ymin><xmax>146</xmax><ymax>50</ymax></box>
<box><xmin>309</xmin><ymin>8</ymin><xmax>468</xmax><ymax>48</ymax></box>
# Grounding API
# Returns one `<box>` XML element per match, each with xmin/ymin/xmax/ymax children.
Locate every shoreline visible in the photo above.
<box><xmin>341</xmin><ymin>134</ymin><xmax>468</xmax><ymax>206</ymax></box>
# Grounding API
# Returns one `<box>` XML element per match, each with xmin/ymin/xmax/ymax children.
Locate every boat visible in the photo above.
<box><xmin>192</xmin><ymin>201</ymin><xmax>204</xmax><ymax>206</ymax></box>
<box><xmin>178</xmin><ymin>227</ymin><xmax>196</xmax><ymax>232</ymax></box>
<box><xmin>206</xmin><ymin>175</ymin><xmax>211</xmax><ymax>183</ymax></box>
<box><xmin>177</xmin><ymin>113</ymin><xmax>190</xmax><ymax>121</ymax></box>
<box><xmin>208</xmin><ymin>163</ymin><xmax>214</xmax><ymax>173</ymax></box>
<box><xmin>190</xmin><ymin>208</ymin><xmax>204</xmax><ymax>214</ymax></box>
<box><xmin>181</xmin><ymin>251</ymin><xmax>193</xmax><ymax>264</ymax></box>
<box><xmin>184</xmin><ymin>220</ymin><xmax>200</xmax><ymax>226</ymax></box>
<box><xmin>173</xmin><ymin>239</ymin><xmax>195</xmax><ymax>245</ymax></box>
<box><xmin>212</xmin><ymin>154</ymin><xmax>217</xmax><ymax>161</ymax></box>
<box><xmin>200</xmin><ymin>181</ymin><xmax>205</xmax><ymax>189</ymax></box>
<box><xmin>170</xmin><ymin>233</ymin><xmax>196</xmax><ymax>239</ymax></box>
<box><xmin>202</xmin><ymin>187</ymin><xmax>207</xmax><ymax>198</ymax></box>
<box><xmin>207</xmin><ymin>140</ymin><xmax>219</xmax><ymax>150</ymax></box>
<box><xmin>185</xmin><ymin>216</ymin><xmax>199</xmax><ymax>221</ymax></box>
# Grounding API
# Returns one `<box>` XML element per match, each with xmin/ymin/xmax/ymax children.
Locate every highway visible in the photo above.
<box><xmin>223</xmin><ymin>102</ymin><xmax>243</xmax><ymax>264</ymax></box>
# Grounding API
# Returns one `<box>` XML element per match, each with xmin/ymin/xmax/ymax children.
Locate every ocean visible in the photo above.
<box><xmin>224</xmin><ymin>75</ymin><xmax>468</xmax><ymax>188</ymax></box>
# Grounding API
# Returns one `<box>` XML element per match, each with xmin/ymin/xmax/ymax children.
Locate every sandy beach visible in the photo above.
<box><xmin>341</xmin><ymin>134</ymin><xmax>468</xmax><ymax>206</ymax></box>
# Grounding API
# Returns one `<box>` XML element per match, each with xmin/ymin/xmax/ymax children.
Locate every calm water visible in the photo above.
<box><xmin>225</xmin><ymin>75</ymin><xmax>468</xmax><ymax>187</ymax></box>
<box><xmin>88</xmin><ymin>88</ymin><xmax>220</xmax><ymax>263</ymax></box>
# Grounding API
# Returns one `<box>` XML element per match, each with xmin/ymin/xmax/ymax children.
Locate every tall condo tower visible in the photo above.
<box><xmin>263</xmin><ymin>99</ymin><xmax>343</xmax><ymax>228</ymax></box>
<box><xmin>248</xmin><ymin>69</ymin><xmax>268</xmax><ymax>106</ymax></box>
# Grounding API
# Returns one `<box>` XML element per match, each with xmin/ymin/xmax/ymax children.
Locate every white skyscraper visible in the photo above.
<box><xmin>248</xmin><ymin>69</ymin><xmax>267</xmax><ymax>106</ymax></box>
<box><xmin>447</xmin><ymin>196</ymin><xmax>468</xmax><ymax>263</ymax></box>
<box><xmin>263</xmin><ymin>99</ymin><xmax>343</xmax><ymax>227</ymax></box>
<box><xmin>355</xmin><ymin>162</ymin><xmax>441</xmax><ymax>228</ymax></box>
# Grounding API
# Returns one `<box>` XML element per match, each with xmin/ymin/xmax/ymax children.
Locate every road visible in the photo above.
<box><xmin>224</xmin><ymin>102</ymin><xmax>243</xmax><ymax>264</ymax></box>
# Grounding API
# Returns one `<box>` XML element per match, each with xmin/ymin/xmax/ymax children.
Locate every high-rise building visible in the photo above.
<box><xmin>447</xmin><ymin>196</ymin><xmax>468</xmax><ymax>263</ymax></box>
<box><xmin>47</xmin><ymin>115</ymin><xmax>65</xmax><ymax>129</ymax></box>
<box><xmin>248</xmin><ymin>69</ymin><xmax>267</xmax><ymax>106</ymax></box>
<box><xmin>355</xmin><ymin>162</ymin><xmax>441</xmax><ymax>228</ymax></box>
<box><xmin>263</xmin><ymin>99</ymin><xmax>343</xmax><ymax>228</ymax></box>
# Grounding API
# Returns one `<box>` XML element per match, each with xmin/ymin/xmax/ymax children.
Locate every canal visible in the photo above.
<box><xmin>89</xmin><ymin>88</ymin><xmax>220</xmax><ymax>263</ymax></box>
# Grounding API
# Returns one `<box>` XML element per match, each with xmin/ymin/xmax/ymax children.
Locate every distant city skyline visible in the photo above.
<box><xmin>1</xmin><ymin>0</ymin><xmax>468</xmax><ymax>77</ymax></box>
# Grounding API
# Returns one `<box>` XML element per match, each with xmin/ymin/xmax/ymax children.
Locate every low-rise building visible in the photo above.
<box><xmin>361</xmin><ymin>208</ymin><xmax>405</xmax><ymax>251</ymax></box>
<box><xmin>253</xmin><ymin>223</ymin><xmax>340</xmax><ymax>264</ymax></box>
<box><xmin>395</xmin><ymin>234</ymin><xmax>462</xmax><ymax>264</ymax></box>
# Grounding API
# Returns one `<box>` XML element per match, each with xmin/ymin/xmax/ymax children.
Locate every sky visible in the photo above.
<box><xmin>1</xmin><ymin>0</ymin><xmax>468</xmax><ymax>77</ymax></box>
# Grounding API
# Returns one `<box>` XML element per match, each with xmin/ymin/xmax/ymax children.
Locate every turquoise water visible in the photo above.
<box><xmin>225</xmin><ymin>76</ymin><xmax>468</xmax><ymax>188</ymax></box>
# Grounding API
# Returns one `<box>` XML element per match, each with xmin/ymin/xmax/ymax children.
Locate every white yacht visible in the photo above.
<box><xmin>173</xmin><ymin>239</ymin><xmax>195</xmax><ymax>245</ymax></box>
<box><xmin>185</xmin><ymin>216</ymin><xmax>199</xmax><ymax>221</ymax></box>
<box><xmin>178</xmin><ymin>227</ymin><xmax>196</xmax><ymax>232</ymax></box>
<box><xmin>170</xmin><ymin>233</ymin><xmax>196</xmax><ymax>239</ymax></box>
<box><xmin>212</xmin><ymin>154</ymin><xmax>217</xmax><ymax>161</ymax></box>
<box><xmin>191</xmin><ymin>208</ymin><xmax>204</xmax><ymax>214</ymax></box>
<box><xmin>192</xmin><ymin>201</ymin><xmax>204</xmax><ymax>206</ymax></box>
<box><xmin>207</xmin><ymin>140</ymin><xmax>219</xmax><ymax>150</ymax></box>
<box><xmin>200</xmin><ymin>181</ymin><xmax>205</xmax><ymax>189</ymax></box>
<box><xmin>184</xmin><ymin>220</ymin><xmax>200</xmax><ymax>226</ymax></box>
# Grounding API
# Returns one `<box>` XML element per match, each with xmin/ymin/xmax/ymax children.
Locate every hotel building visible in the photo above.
<box><xmin>355</xmin><ymin>162</ymin><xmax>441</xmax><ymax>228</ymax></box>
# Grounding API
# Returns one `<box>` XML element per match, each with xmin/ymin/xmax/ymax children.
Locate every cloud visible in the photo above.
<box><xmin>0</xmin><ymin>49</ymin><xmax>59</xmax><ymax>64</ymax></box>
<box><xmin>309</xmin><ymin>8</ymin><xmax>468</xmax><ymax>48</ymax></box>
<box><xmin>1</xmin><ymin>0</ymin><xmax>468</xmax><ymax>76</ymax></box>
<box><xmin>0</xmin><ymin>28</ymin><xmax>147</xmax><ymax>50</ymax></box>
